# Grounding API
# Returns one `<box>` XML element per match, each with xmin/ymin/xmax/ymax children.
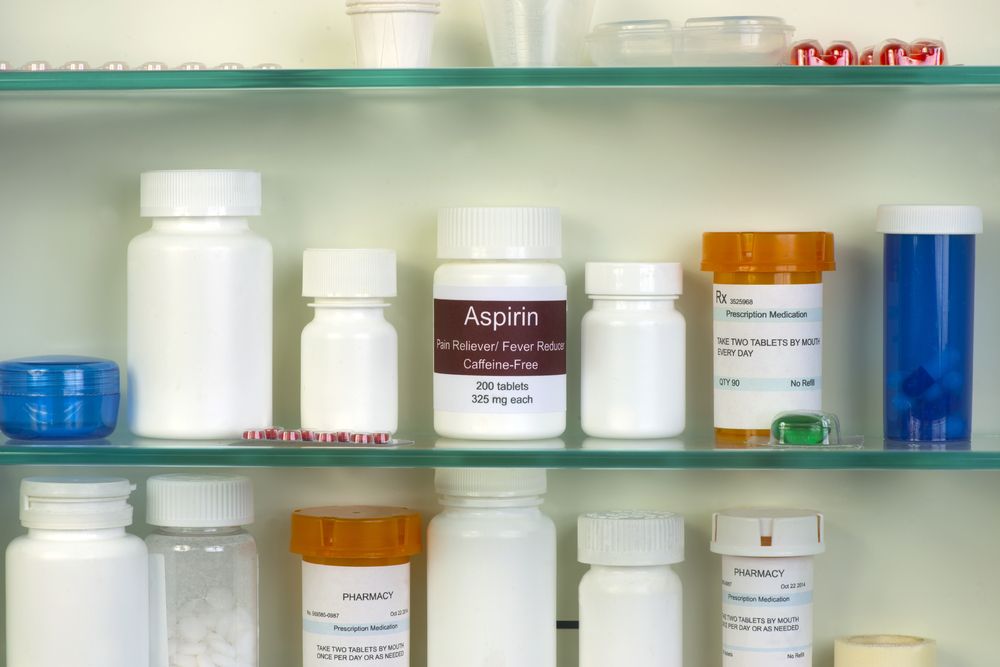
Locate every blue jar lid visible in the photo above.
<box><xmin>0</xmin><ymin>356</ymin><xmax>120</xmax><ymax>396</ymax></box>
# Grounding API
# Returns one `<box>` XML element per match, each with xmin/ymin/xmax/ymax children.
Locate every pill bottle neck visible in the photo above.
<box><xmin>589</xmin><ymin>297</ymin><xmax>678</xmax><ymax>312</ymax></box>
<box><xmin>154</xmin><ymin>525</ymin><xmax>246</xmax><ymax>537</ymax></box>
<box><xmin>28</xmin><ymin>526</ymin><xmax>126</xmax><ymax>540</ymax></box>
<box><xmin>310</xmin><ymin>298</ymin><xmax>390</xmax><ymax>311</ymax></box>
<box><xmin>152</xmin><ymin>217</ymin><xmax>251</xmax><ymax>232</ymax></box>
<box><xmin>438</xmin><ymin>495</ymin><xmax>544</xmax><ymax>509</ymax></box>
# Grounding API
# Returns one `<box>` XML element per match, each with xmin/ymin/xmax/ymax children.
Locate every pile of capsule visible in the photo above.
<box><xmin>790</xmin><ymin>38</ymin><xmax>946</xmax><ymax>66</ymax></box>
<box><xmin>242</xmin><ymin>427</ymin><xmax>394</xmax><ymax>445</ymax></box>
<box><xmin>0</xmin><ymin>61</ymin><xmax>281</xmax><ymax>71</ymax></box>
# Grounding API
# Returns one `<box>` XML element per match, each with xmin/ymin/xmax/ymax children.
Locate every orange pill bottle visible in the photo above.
<box><xmin>701</xmin><ymin>232</ymin><xmax>835</xmax><ymax>446</ymax></box>
<box><xmin>290</xmin><ymin>506</ymin><xmax>422</xmax><ymax>667</ymax></box>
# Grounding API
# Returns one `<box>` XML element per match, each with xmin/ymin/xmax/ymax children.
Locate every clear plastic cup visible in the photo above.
<box><xmin>481</xmin><ymin>0</ymin><xmax>596</xmax><ymax>67</ymax></box>
<box><xmin>347</xmin><ymin>2</ymin><xmax>440</xmax><ymax>68</ymax></box>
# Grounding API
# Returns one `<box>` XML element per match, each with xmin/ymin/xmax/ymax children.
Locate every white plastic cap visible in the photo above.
<box><xmin>578</xmin><ymin>510</ymin><xmax>684</xmax><ymax>566</ymax></box>
<box><xmin>834</xmin><ymin>635</ymin><xmax>937</xmax><ymax>667</ymax></box>
<box><xmin>302</xmin><ymin>249</ymin><xmax>397</xmax><ymax>298</ymax></box>
<box><xmin>438</xmin><ymin>207</ymin><xmax>561</xmax><ymax>260</ymax></box>
<box><xmin>434</xmin><ymin>468</ymin><xmax>546</xmax><ymax>498</ymax></box>
<box><xmin>146</xmin><ymin>474</ymin><xmax>254</xmax><ymax>528</ymax></box>
<box><xmin>876</xmin><ymin>205</ymin><xmax>983</xmax><ymax>235</ymax></box>
<box><xmin>140</xmin><ymin>169</ymin><xmax>262</xmax><ymax>218</ymax></box>
<box><xmin>585</xmin><ymin>262</ymin><xmax>683</xmax><ymax>296</ymax></box>
<box><xmin>711</xmin><ymin>508</ymin><xmax>825</xmax><ymax>558</ymax></box>
<box><xmin>20</xmin><ymin>477</ymin><xmax>135</xmax><ymax>530</ymax></box>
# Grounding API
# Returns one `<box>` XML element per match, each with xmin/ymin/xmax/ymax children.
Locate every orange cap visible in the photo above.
<box><xmin>701</xmin><ymin>232</ymin><xmax>835</xmax><ymax>273</ymax></box>
<box><xmin>290</xmin><ymin>506</ymin><xmax>422</xmax><ymax>560</ymax></box>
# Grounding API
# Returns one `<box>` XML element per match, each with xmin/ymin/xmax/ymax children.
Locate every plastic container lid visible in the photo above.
<box><xmin>20</xmin><ymin>477</ymin><xmax>135</xmax><ymax>529</ymax></box>
<box><xmin>0</xmin><ymin>356</ymin><xmax>119</xmax><ymax>396</ymax></box>
<box><xmin>438</xmin><ymin>207</ymin><xmax>561</xmax><ymax>260</ymax></box>
<box><xmin>146</xmin><ymin>474</ymin><xmax>254</xmax><ymax>528</ymax></box>
<box><xmin>434</xmin><ymin>468</ymin><xmax>547</xmax><ymax>497</ymax></box>
<box><xmin>578</xmin><ymin>510</ymin><xmax>684</xmax><ymax>566</ymax></box>
<box><xmin>684</xmin><ymin>16</ymin><xmax>794</xmax><ymax>33</ymax></box>
<box><xmin>701</xmin><ymin>232</ymin><xmax>835</xmax><ymax>273</ymax></box>
<box><xmin>585</xmin><ymin>262</ymin><xmax>682</xmax><ymax>296</ymax></box>
<box><xmin>589</xmin><ymin>20</ymin><xmax>674</xmax><ymax>39</ymax></box>
<box><xmin>140</xmin><ymin>169</ymin><xmax>261</xmax><ymax>218</ymax></box>
<box><xmin>876</xmin><ymin>205</ymin><xmax>983</xmax><ymax>235</ymax></box>
<box><xmin>711</xmin><ymin>507</ymin><xmax>825</xmax><ymax>557</ymax></box>
<box><xmin>290</xmin><ymin>505</ymin><xmax>422</xmax><ymax>560</ymax></box>
<box><xmin>834</xmin><ymin>635</ymin><xmax>936</xmax><ymax>666</ymax></box>
<box><xmin>302</xmin><ymin>249</ymin><xmax>397</xmax><ymax>299</ymax></box>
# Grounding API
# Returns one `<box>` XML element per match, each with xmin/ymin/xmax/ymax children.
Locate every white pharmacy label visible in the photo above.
<box><xmin>721</xmin><ymin>556</ymin><xmax>814</xmax><ymax>666</ymax></box>
<box><xmin>712</xmin><ymin>283</ymin><xmax>823</xmax><ymax>430</ymax></box>
<box><xmin>434</xmin><ymin>284</ymin><xmax>567</xmax><ymax>414</ymax></box>
<box><xmin>302</xmin><ymin>562</ymin><xmax>410</xmax><ymax>666</ymax></box>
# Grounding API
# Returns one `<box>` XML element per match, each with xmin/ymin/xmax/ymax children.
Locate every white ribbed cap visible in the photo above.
<box><xmin>434</xmin><ymin>468</ymin><xmax>546</xmax><ymax>497</ymax></box>
<box><xmin>585</xmin><ymin>262</ymin><xmax>683</xmax><ymax>296</ymax></box>
<box><xmin>876</xmin><ymin>205</ymin><xmax>982</xmax><ymax>235</ymax></box>
<box><xmin>140</xmin><ymin>170</ymin><xmax>261</xmax><ymax>217</ymax></box>
<box><xmin>302</xmin><ymin>249</ymin><xmax>397</xmax><ymax>298</ymax></box>
<box><xmin>834</xmin><ymin>636</ymin><xmax>936</xmax><ymax>667</ymax></box>
<box><xmin>438</xmin><ymin>207</ymin><xmax>561</xmax><ymax>259</ymax></box>
<box><xmin>711</xmin><ymin>508</ymin><xmax>824</xmax><ymax>558</ymax></box>
<box><xmin>578</xmin><ymin>510</ymin><xmax>684</xmax><ymax>566</ymax></box>
<box><xmin>146</xmin><ymin>474</ymin><xmax>254</xmax><ymax>528</ymax></box>
<box><xmin>20</xmin><ymin>477</ymin><xmax>135</xmax><ymax>530</ymax></box>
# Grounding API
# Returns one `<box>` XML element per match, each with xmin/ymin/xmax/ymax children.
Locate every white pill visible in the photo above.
<box><xmin>206</xmin><ymin>587</ymin><xmax>235</xmax><ymax>611</ymax></box>
<box><xmin>215</xmin><ymin>612</ymin><xmax>235</xmax><ymax>641</ymax></box>
<box><xmin>196</xmin><ymin>654</ymin><xmax>217</xmax><ymax>667</ymax></box>
<box><xmin>235</xmin><ymin>632</ymin><xmax>255</xmax><ymax>657</ymax></box>
<box><xmin>179</xmin><ymin>598</ymin><xmax>208</xmax><ymax>617</ymax></box>
<box><xmin>210</xmin><ymin>638</ymin><xmax>237</xmax><ymax>657</ymax></box>
<box><xmin>211</xmin><ymin>653</ymin><xmax>237</xmax><ymax>667</ymax></box>
<box><xmin>176</xmin><ymin>642</ymin><xmax>207</xmax><ymax>656</ymax></box>
<box><xmin>233</xmin><ymin>607</ymin><xmax>254</xmax><ymax>633</ymax></box>
<box><xmin>200</xmin><ymin>611</ymin><xmax>220</xmax><ymax>632</ymax></box>
<box><xmin>172</xmin><ymin>656</ymin><xmax>198</xmax><ymax>667</ymax></box>
<box><xmin>179</xmin><ymin>615</ymin><xmax>209</xmax><ymax>642</ymax></box>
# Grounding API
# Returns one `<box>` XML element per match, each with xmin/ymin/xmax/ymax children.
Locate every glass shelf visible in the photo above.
<box><xmin>2</xmin><ymin>67</ymin><xmax>1000</xmax><ymax>91</ymax></box>
<box><xmin>1</xmin><ymin>432</ymin><xmax>998</xmax><ymax>469</ymax></box>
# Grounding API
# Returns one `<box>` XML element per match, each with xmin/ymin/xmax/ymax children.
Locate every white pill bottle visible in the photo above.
<box><xmin>433</xmin><ymin>207</ymin><xmax>566</xmax><ymax>440</ymax></box>
<box><xmin>6</xmin><ymin>477</ymin><xmax>149</xmax><ymax>667</ymax></box>
<box><xmin>581</xmin><ymin>262</ymin><xmax>685</xmax><ymax>438</ymax></box>
<box><xmin>427</xmin><ymin>468</ymin><xmax>556</xmax><ymax>667</ymax></box>
<box><xmin>711</xmin><ymin>508</ymin><xmax>826</xmax><ymax>667</ymax></box>
<box><xmin>128</xmin><ymin>169</ymin><xmax>272</xmax><ymax>439</ymax></box>
<box><xmin>578</xmin><ymin>510</ymin><xmax>685</xmax><ymax>667</ymax></box>
<box><xmin>146</xmin><ymin>474</ymin><xmax>258</xmax><ymax>667</ymax></box>
<box><xmin>300</xmin><ymin>248</ymin><xmax>398</xmax><ymax>434</ymax></box>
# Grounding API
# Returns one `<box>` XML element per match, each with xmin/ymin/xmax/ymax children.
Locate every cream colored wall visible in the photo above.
<box><xmin>1</xmin><ymin>1</ymin><xmax>1000</xmax><ymax>666</ymax></box>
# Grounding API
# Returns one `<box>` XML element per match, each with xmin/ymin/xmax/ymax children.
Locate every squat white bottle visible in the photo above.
<box><xmin>128</xmin><ymin>169</ymin><xmax>272</xmax><ymax>439</ymax></box>
<box><xmin>434</xmin><ymin>207</ymin><xmax>567</xmax><ymax>440</ymax></box>
<box><xmin>711</xmin><ymin>508</ymin><xmax>826</xmax><ymax>667</ymax></box>
<box><xmin>300</xmin><ymin>249</ymin><xmax>398</xmax><ymax>433</ymax></box>
<box><xmin>427</xmin><ymin>468</ymin><xmax>556</xmax><ymax>667</ymax></box>
<box><xmin>578</xmin><ymin>511</ymin><xmax>685</xmax><ymax>667</ymax></box>
<box><xmin>6</xmin><ymin>477</ymin><xmax>149</xmax><ymax>667</ymax></box>
<box><xmin>581</xmin><ymin>262</ymin><xmax>685</xmax><ymax>438</ymax></box>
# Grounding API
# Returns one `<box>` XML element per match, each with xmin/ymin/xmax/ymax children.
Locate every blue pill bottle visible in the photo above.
<box><xmin>878</xmin><ymin>205</ymin><xmax>982</xmax><ymax>442</ymax></box>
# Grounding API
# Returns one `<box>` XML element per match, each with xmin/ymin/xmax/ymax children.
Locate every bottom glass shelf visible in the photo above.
<box><xmin>0</xmin><ymin>431</ymin><xmax>997</xmax><ymax>469</ymax></box>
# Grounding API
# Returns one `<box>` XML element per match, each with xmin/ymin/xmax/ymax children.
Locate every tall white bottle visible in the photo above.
<box><xmin>427</xmin><ymin>468</ymin><xmax>556</xmax><ymax>667</ymax></box>
<box><xmin>128</xmin><ymin>170</ymin><xmax>272</xmax><ymax>439</ymax></box>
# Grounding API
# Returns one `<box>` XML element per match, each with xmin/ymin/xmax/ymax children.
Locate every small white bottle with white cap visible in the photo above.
<box><xmin>5</xmin><ymin>477</ymin><xmax>149</xmax><ymax>667</ymax></box>
<box><xmin>300</xmin><ymin>248</ymin><xmax>398</xmax><ymax>434</ymax></box>
<box><xmin>581</xmin><ymin>262</ymin><xmax>685</xmax><ymax>439</ymax></box>
<box><xmin>128</xmin><ymin>169</ymin><xmax>272</xmax><ymax>439</ymax></box>
<box><xmin>578</xmin><ymin>511</ymin><xmax>685</xmax><ymax>667</ymax></box>
<box><xmin>434</xmin><ymin>207</ymin><xmax>566</xmax><ymax>440</ymax></box>
<box><xmin>427</xmin><ymin>468</ymin><xmax>556</xmax><ymax>667</ymax></box>
<box><xmin>711</xmin><ymin>508</ymin><xmax>826</xmax><ymax>667</ymax></box>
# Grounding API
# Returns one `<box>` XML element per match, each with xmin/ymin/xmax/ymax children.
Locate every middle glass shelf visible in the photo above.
<box><xmin>1</xmin><ymin>432</ymin><xmax>996</xmax><ymax>469</ymax></box>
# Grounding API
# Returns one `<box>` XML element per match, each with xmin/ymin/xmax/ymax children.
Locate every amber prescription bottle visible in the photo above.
<box><xmin>290</xmin><ymin>506</ymin><xmax>422</xmax><ymax>667</ymax></box>
<box><xmin>701</xmin><ymin>232</ymin><xmax>835</xmax><ymax>444</ymax></box>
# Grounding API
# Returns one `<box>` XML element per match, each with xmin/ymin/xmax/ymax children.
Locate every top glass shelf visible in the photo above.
<box><xmin>1</xmin><ymin>432</ymin><xmax>998</xmax><ymax>469</ymax></box>
<box><xmin>2</xmin><ymin>67</ymin><xmax>1000</xmax><ymax>91</ymax></box>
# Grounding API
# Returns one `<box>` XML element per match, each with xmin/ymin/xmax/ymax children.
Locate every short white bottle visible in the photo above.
<box><xmin>581</xmin><ymin>262</ymin><xmax>685</xmax><ymax>439</ymax></box>
<box><xmin>578</xmin><ymin>511</ymin><xmax>685</xmax><ymax>667</ymax></box>
<box><xmin>427</xmin><ymin>468</ymin><xmax>556</xmax><ymax>667</ymax></box>
<box><xmin>128</xmin><ymin>169</ymin><xmax>272</xmax><ymax>439</ymax></box>
<box><xmin>5</xmin><ymin>477</ymin><xmax>149</xmax><ymax>667</ymax></box>
<box><xmin>300</xmin><ymin>249</ymin><xmax>398</xmax><ymax>433</ymax></box>
<box><xmin>434</xmin><ymin>207</ymin><xmax>567</xmax><ymax>440</ymax></box>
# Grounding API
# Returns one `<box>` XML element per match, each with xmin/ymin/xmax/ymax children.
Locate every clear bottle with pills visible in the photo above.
<box><xmin>300</xmin><ymin>249</ymin><xmax>398</xmax><ymax>434</ymax></box>
<box><xmin>581</xmin><ymin>262</ymin><xmax>685</xmax><ymax>439</ymax></box>
<box><xmin>433</xmin><ymin>207</ymin><xmax>567</xmax><ymax>440</ymax></box>
<box><xmin>145</xmin><ymin>474</ymin><xmax>258</xmax><ymax>667</ymax></box>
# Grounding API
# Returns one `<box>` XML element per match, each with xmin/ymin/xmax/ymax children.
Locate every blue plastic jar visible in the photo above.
<box><xmin>878</xmin><ymin>206</ymin><xmax>983</xmax><ymax>443</ymax></box>
<box><xmin>0</xmin><ymin>356</ymin><xmax>120</xmax><ymax>440</ymax></box>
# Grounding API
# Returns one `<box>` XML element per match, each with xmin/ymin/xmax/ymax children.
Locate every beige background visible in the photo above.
<box><xmin>1</xmin><ymin>0</ymin><xmax>999</xmax><ymax>666</ymax></box>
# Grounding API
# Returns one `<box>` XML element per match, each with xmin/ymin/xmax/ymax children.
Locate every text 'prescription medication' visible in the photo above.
<box><xmin>701</xmin><ymin>232</ymin><xmax>835</xmax><ymax>445</ymax></box>
<box><xmin>290</xmin><ymin>506</ymin><xmax>422</xmax><ymax>667</ymax></box>
<box><xmin>711</xmin><ymin>508</ymin><xmax>825</xmax><ymax>667</ymax></box>
<box><xmin>433</xmin><ymin>207</ymin><xmax>567</xmax><ymax>440</ymax></box>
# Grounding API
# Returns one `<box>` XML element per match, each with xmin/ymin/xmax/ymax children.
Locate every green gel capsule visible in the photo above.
<box><xmin>771</xmin><ymin>411</ymin><xmax>841</xmax><ymax>446</ymax></box>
